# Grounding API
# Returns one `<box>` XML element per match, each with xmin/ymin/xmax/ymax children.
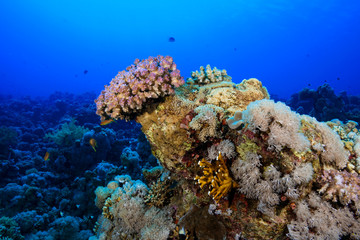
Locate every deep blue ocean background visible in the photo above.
<box><xmin>1</xmin><ymin>0</ymin><xmax>359</xmax><ymax>98</ymax></box>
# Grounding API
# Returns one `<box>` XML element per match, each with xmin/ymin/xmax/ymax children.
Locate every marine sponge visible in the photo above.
<box><xmin>95</xmin><ymin>56</ymin><xmax>185</xmax><ymax>121</ymax></box>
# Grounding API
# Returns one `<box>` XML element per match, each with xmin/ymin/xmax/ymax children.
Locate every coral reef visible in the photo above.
<box><xmin>286</xmin><ymin>83</ymin><xmax>360</xmax><ymax>123</ymax></box>
<box><xmin>0</xmin><ymin>216</ymin><xmax>24</xmax><ymax>240</ymax></box>
<box><xmin>0</xmin><ymin>91</ymin><xmax>153</xmax><ymax>238</ymax></box>
<box><xmin>2</xmin><ymin>56</ymin><xmax>360</xmax><ymax>240</ymax></box>
<box><xmin>93</xmin><ymin>174</ymin><xmax>175</xmax><ymax>240</ymax></box>
<box><xmin>0</xmin><ymin>126</ymin><xmax>17</xmax><ymax>158</ymax></box>
<box><xmin>44</xmin><ymin>118</ymin><xmax>89</xmax><ymax>147</ymax></box>
<box><xmin>95</xmin><ymin>56</ymin><xmax>185</xmax><ymax>121</ymax></box>
<box><xmin>94</xmin><ymin>57</ymin><xmax>360</xmax><ymax>239</ymax></box>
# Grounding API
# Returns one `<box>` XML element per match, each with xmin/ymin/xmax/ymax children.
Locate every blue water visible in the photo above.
<box><xmin>0</xmin><ymin>0</ymin><xmax>359</xmax><ymax>98</ymax></box>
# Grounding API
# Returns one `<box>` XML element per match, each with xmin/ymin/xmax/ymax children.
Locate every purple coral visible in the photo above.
<box><xmin>317</xmin><ymin>169</ymin><xmax>360</xmax><ymax>211</ymax></box>
<box><xmin>95</xmin><ymin>55</ymin><xmax>185</xmax><ymax>121</ymax></box>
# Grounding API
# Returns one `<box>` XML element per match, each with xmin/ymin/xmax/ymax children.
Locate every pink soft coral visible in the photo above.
<box><xmin>95</xmin><ymin>56</ymin><xmax>184</xmax><ymax>121</ymax></box>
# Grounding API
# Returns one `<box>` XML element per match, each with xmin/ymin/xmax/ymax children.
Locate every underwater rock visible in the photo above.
<box><xmin>94</xmin><ymin>57</ymin><xmax>360</xmax><ymax>239</ymax></box>
<box><xmin>287</xmin><ymin>83</ymin><xmax>360</xmax><ymax>123</ymax></box>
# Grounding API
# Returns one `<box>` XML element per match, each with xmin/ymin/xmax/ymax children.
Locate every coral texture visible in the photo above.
<box><xmin>189</xmin><ymin>104</ymin><xmax>225</xmax><ymax>142</ymax></box>
<box><xmin>242</xmin><ymin>99</ymin><xmax>310</xmax><ymax>152</ymax></box>
<box><xmin>95</xmin><ymin>56</ymin><xmax>185</xmax><ymax>121</ymax></box>
<box><xmin>317</xmin><ymin>168</ymin><xmax>360</xmax><ymax>212</ymax></box>
<box><xmin>195</xmin><ymin>152</ymin><xmax>238</xmax><ymax>202</ymax></box>
<box><xmin>187</xmin><ymin>64</ymin><xmax>232</xmax><ymax>85</ymax></box>
<box><xmin>44</xmin><ymin>118</ymin><xmax>89</xmax><ymax>147</ymax></box>
<box><xmin>287</xmin><ymin>193</ymin><xmax>360</xmax><ymax>239</ymax></box>
<box><xmin>93</xmin><ymin>175</ymin><xmax>174</xmax><ymax>240</ymax></box>
<box><xmin>94</xmin><ymin>58</ymin><xmax>360</xmax><ymax>240</ymax></box>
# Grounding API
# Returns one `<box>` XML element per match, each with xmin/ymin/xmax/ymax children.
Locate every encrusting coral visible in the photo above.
<box><xmin>317</xmin><ymin>168</ymin><xmax>360</xmax><ymax>212</ymax></box>
<box><xmin>94</xmin><ymin>56</ymin><xmax>360</xmax><ymax>240</ymax></box>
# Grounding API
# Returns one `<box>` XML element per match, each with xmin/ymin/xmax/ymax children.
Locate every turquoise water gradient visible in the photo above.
<box><xmin>0</xmin><ymin>0</ymin><xmax>359</xmax><ymax>97</ymax></box>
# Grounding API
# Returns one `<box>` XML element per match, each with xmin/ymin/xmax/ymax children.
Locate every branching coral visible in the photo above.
<box><xmin>195</xmin><ymin>152</ymin><xmax>238</xmax><ymax>202</ymax></box>
<box><xmin>95</xmin><ymin>55</ymin><xmax>185</xmax><ymax>121</ymax></box>
<box><xmin>144</xmin><ymin>175</ymin><xmax>174</xmax><ymax>207</ymax></box>
<box><xmin>187</xmin><ymin>64</ymin><xmax>232</xmax><ymax>85</ymax></box>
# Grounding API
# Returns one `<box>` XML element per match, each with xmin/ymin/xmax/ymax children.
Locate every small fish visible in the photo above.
<box><xmin>179</xmin><ymin>227</ymin><xmax>186</xmax><ymax>240</ymax></box>
<box><xmin>89</xmin><ymin>138</ymin><xmax>97</xmax><ymax>152</ymax></box>
<box><xmin>100</xmin><ymin>119</ymin><xmax>116</xmax><ymax>126</ymax></box>
<box><xmin>337</xmin><ymin>77</ymin><xmax>340</xmax><ymax>80</ymax></box>
<box><xmin>168</xmin><ymin>37</ymin><xmax>175</xmax><ymax>42</ymax></box>
<box><xmin>84</xmin><ymin>70</ymin><xmax>88</xmax><ymax>74</ymax></box>
<box><xmin>44</xmin><ymin>152</ymin><xmax>50</xmax><ymax>161</ymax></box>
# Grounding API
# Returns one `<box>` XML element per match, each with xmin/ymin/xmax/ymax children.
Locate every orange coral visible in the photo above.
<box><xmin>195</xmin><ymin>152</ymin><xmax>238</xmax><ymax>202</ymax></box>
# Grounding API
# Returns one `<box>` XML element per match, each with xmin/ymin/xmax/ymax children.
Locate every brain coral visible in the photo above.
<box><xmin>95</xmin><ymin>56</ymin><xmax>185</xmax><ymax>121</ymax></box>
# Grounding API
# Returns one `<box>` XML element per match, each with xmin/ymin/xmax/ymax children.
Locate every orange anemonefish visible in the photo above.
<box><xmin>89</xmin><ymin>138</ymin><xmax>97</xmax><ymax>152</ymax></box>
<box><xmin>100</xmin><ymin>119</ymin><xmax>116</xmax><ymax>126</ymax></box>
<box><xmin>44</xmin><ymin>152</ymin><xmax>50</xmax><ymax>161</ymax></box>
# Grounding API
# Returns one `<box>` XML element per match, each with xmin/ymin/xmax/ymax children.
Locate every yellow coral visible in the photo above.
<box><xmin>195</xmin><ymin>152</ymin><xmax>238</xmax><ymax>202</ymax></box>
